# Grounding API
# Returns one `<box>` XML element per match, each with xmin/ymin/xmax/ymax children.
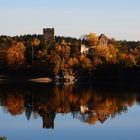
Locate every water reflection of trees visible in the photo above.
<box><xmin>0</xmin><ymin>84</ymin><xmax>139</xmax><ymax>129</ymax></box>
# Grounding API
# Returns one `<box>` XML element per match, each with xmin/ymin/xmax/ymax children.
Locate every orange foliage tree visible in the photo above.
<box><xmin>120</xmin><ymin>53</ymin><xmax>137</xmax><ymax>67</ymax></box>
<box><xmin>5</xmin><ymin>95</ymin><xmax>25</xmax><ymax>115</ymax></box>
<box><xmin>7</xmin><ymin>42</ymin><xmax>25</xmax><ymax>66</ymax></box>
<box><xmin>49</xmin><ymin>40</ymin><xmax>71</xmax><ymax>75</ymax></box>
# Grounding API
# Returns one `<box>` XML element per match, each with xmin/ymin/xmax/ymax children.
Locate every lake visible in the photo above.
<box><xmin>0</xmin><ymin>82</ymin><xmax>140</xmax><ymax>140</ymax></box>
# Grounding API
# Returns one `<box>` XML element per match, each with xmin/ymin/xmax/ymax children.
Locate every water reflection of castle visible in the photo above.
<box><xmin>0</xmin><ymin>85</ymin><xmax>139</xmax><ymax>129</ymax></box>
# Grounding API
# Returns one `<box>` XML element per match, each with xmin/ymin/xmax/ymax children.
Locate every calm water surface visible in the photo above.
<box><xmin>0</xmin><ymin>83</ymin><xmax>140</xmax><ymax>140</ymax></box>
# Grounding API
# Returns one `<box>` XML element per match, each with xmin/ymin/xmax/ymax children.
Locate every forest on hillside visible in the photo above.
<box><xmin>0</xmin><ymin>33</ymin><xmax>140</xmax><ymax>80</ymax></box>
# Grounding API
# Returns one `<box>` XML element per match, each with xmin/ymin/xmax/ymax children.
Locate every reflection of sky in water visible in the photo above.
<box><xmin>0</xmin><ymin>105</ymin><xmax>140</xmax><ymax>140</ymax></box>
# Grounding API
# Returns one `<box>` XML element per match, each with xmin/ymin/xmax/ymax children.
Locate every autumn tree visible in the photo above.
<box><xmin>130</xmin><ymin>44</ymin><xmax>140</xmax><ymax>65</ymax></box>
<box><xmin>67</xmin><ymin>57</ymin><xmax>79</xmax><ymax>68</ymax></box>
<box><xmin>36</xmin><ymin>47</ymin><xmax>48</xmax><ymax>65</ymax></box>
<box><xmin>79</xmin><ymin>54</ymin><xmax>92</xmax><ymax>75</ymax></box>
<box><xmin>5</xmin><ymin>94</ymin><xmax>25</xmax><ymax>115</ymax></box>
<box><xmin>67</xmin><ymin>57</ymin><xmax>79</xmax><ymax>75</ymax></box>
<box><xmin>49</xmin><ymin>40</ymin><xmax>71</xmax><ymax>76</ymax></box>
<box><xmin>0</xmin><ymin>47</ymin><xmax>7</xmax><ymax>67</ymax></box>
<box><xmin>7</xmin><ymin>42</ymin><xmax>26</xmax><ymax>66</ymax></box>
<box><xmin>105</xmin><ymin>44</ymin><xmax>119</xmax><ymax>64</ymax></box>
<box><xmin>31</xmin><ymin>38</ymin><xmax>40</xmax><ymax>47</ymax></box>
<box><xmin>30</xmin><ymin>38</ymin><xmax>41</xmax><ymax>64</ymax></box>
<box><xmin>89</xmin><ymin>45</ymin><xmax>106</xmax><ymax>66</ymax></box>
<box><xmin>119</xmin><ymin>53</ymin><xmax>137</xmax><ymax>67</ymax></box>
<box><xmin>86</xmin><ymin>33</ymin><xmax>99</xmax><ymax>46</ymax></box>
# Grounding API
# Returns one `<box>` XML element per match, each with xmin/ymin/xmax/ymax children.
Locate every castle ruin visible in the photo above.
<box><xmin>43</xmin><ymin>28</ymin><xmax>55</xmax><ymax>42</ymax></box>
<box><xmin>99</xmin><ymin>34</ymin><xmax>108</xmax><ymax>48</ymax></box>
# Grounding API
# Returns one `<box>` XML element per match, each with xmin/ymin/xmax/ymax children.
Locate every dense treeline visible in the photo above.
<box><xmin>0</xmin><ymin>33</ymin><xmax>140</xmax><ymax>79</ymax></box>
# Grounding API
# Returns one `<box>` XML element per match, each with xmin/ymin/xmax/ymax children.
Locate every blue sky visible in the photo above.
<box><xmin>0</xmin><ymin>0</ymin><xmax>140</xmax><ymax>40</ymax></box>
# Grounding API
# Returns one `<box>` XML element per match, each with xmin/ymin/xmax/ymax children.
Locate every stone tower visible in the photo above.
<box><xmin>99</xmin><ymin>34</ymin><xmax>108</xmax><ymax>48</ymax></box>
<box><xmin>43</xmin><ymin>28</ymin><xmax>55</xmax><ymax>42</ymax></box>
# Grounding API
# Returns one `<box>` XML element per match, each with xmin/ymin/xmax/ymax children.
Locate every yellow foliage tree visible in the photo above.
<box><xmin>105</xmin><ymin>44</ymin><xmax>118</xmax><ymax>64</ymax></box>
<box><xmin>31</xmin><ymin>38</ymin><xmax>40</xmax><ymax>47</ymax></box>
<box><xmin>86</xmin><ymin>33</ymin><xmax>99</xmax><ymax>46</ymax></box>
<box><xmin>90</xmin><ymin>45</ymin><xmax>106</xmax><ymax>66</ymax></box>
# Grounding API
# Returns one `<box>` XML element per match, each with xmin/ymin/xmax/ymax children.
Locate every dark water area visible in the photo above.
<box><xmin>0</xmin><ymin>82</ymin><xmax>140</xmax><ymax>140</ymax></box>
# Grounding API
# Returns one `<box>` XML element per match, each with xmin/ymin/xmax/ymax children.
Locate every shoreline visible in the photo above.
<box><xmin>1</xmin><ymin>74</ymin><xmax>140</xmax><ymax>85</ymax></box>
